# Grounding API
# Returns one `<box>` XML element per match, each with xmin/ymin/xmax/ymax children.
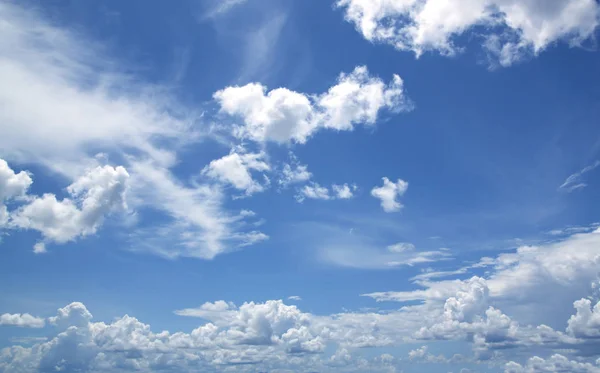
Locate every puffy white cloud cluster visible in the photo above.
<box><xmin>10</xmin><ymin>165</ymin><xmax>129</xmax><ymax>251</ymax></box>
<box><xmin>567</xmin><ymin>298</ymin><xmax>600</xmax><ymax>339</ymax></box>
<box><xmin>0</xmin><ymin>313</ymin><xmax>45</xmax><ymax>328</ymax></box>
<box><xmin>175</xmin><ymin>300</ymin><xmax>325</xmax><ymax>353</ymax></box>
<box><xmin>505</xmin><ymin>354</ymin><xmax>600</xmax><ymax>373</ymax></box>
<box><xmin>3</xmin><ymin>246</ymin><xmax>600</xmax><ymax>372</ymax></box>
<box><xmin>371</xmin><ymin>177</ymin><xmax>408</xmax><ymax>212</ymax></box>
<box><xmin>0</xmin><ymin>159</ymin><xmax>32</xmax><ymax>226</ymax></box>
<box><xmin>336</xmin><ymin>0</ymin><xmax>600</xmax><ymax>66</ymax></box>
<box><xmin>214</xmin><ymin>66</ymin><xmax>411</xmax><ymax>144</ymax></box>
<box><xmin>0</xmin><ymin>158</ymin><xmax>129</xmax><ymax>253</ymax></box>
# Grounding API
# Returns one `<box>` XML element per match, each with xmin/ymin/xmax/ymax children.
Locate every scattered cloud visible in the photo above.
<box><xmin>278</xmin><ymin>154</ymin><xmax>312</xmax><ymax>187</ymax></box>
<box><xmin>295</xmin><ymin>182</ymin><xmax>357</xmax><ymax>202</ymax></box>
<box><xmin>297</xmin><ymin>183</ymin><xmax>331</xmax><ymax>202</ymax></box>
<box><xmin>332</xmin><ymin>183</ymin><xmax>356</xmax><ymax>199</ymax></box>
<box><xmin>371</xmin><ymin>177</ymin><xmax>408</xmax><ymax>212</ymax></box>
<box><xmin>336</xmin><ymin>0</ymin><xmax>600</xmax><ymax>67</ymax></box>
<box><xmin>288</xmin><ymin>295</ymin><xmax>302</xmax><ymax>301</ymax></box>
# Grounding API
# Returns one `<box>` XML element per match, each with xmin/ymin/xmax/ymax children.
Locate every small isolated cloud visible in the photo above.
<box><xmin>332</xmin><ymin>184</ymin><xmax>356</xmax><ymax>199</ymax></box>
<box><xmin>288</xmin><ymin>296</ymin><xmax>302</xmax><ymax>301</ymax></box>
<box><xmin>387</xmin><ymin>242</ymin><xmax>415</xmax><ymax>253</ymax></box>
<box><xmin>559</xmin><ymin>160</ymin><xmax>600</xmax><ymax>192</ymax></box>
<box><xmin>320</xmin><ymin>233</ymin><xmax>451</xmax><ymax>270</ymax></box>
<box><xmin>296</xmin><ymin>183</ymin><xmax>356</xmax><ymax>202</ymax></box>
<box><xmin>371</xmin><ymin>177</ymin><xmax>408</xmax><ymax>212</ymax></box>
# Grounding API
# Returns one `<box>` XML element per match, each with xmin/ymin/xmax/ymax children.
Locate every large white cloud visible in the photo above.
<box><xmin>214</xmin><ymin>66</ymin><xmax>411</xmax><ymax>143</ymax></box>
<box><xmin>336</xmin><ymin>0</ymin><xmax>600</xmax><ymax>66</ymax></box>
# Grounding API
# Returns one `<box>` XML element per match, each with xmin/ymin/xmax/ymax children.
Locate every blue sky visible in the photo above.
<box><xmin>1</xmin><ymin>0</ymin><xmax>600</xmax><ymax>372</ymax></box>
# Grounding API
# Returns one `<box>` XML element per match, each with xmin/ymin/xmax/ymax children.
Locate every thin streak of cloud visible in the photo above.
<box><xmin>559</xmin><ymin>160</ymin><xmax>600</xmax><ymax>192</ymax></box>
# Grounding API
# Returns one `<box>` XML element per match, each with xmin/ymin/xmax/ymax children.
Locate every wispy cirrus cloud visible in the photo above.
<box><xmin>0</xmin><ymin>1</ymin><xmax>265</xmax><ymax>259</ymax></box>
<box><xmin>559</xmin><ymin>160</ymin><xmax>600</xmax><ymax>192</ymax></box>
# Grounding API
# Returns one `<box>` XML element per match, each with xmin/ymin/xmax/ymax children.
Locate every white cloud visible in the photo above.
<box><xmin>363</xmin><ymin>229</ymin><xmax>600</xmax><ymax>327</ymax></box>
<box><xmin>332</xmin><ymin>183</ymin><xmax>356</xmax><ymax>199</ymax></box>
<box><xmin>559</xmin><ymin>160</ymin><xmax>600</xmax><ymax>192</ymax></box>
<box><xmin>10</xmin><ymin>165</ymin><xmax>129</xmax><ymax>248</ymax></box>
<box><xmin>408</xmin><ymin>345</ymin><xmax>428</xmax><ymax>360</ymax></box>
<box><xmin>505</xmin><ymin>354</ymin><xmax>600</xmax><ymax>373</ymax></box>
<box><xmin>371</xmin><ymin>177</ymin><xmax>408</xmax><ymax>212</ymax></box>
<box><xmin>0</xmin><ymin>314</ymin><xmax>44</xmax><ymax>328</ymax></box>
<box><xmin>214</xmin><ymin>66</ymin><xmax>411</xmax><ymax>143</ymax></box>
<box><xmin>567</xmin><ymin>298</ymin><xmax>600</xmax><ymax>338</ymax></box>
<box><xmin>32</xmin><ymin>242</ymin><xmax>46</xmax><ymax>254</ymax></box>
<box><xmin>127</xmin><ymin>160</ymin><xmax>268</xmax><ymax>260</ymax></box>
<box><xmin>0</xmin><ymin>159</ymin><xmax>32</xmax><ymax>226</ymax></box>
<box><xmin>0</xmin><ymin>2</ymin><xmax>267</xmax><ymax>259</ymax></box>
<box><xmin>336</xmin><ymin>0</ymin><xmax>600</xmax><ymax>66</ymax></box>
<box><xmin>320</xmin><ymin>236</ymin><xmax>451</xmax><ymax>270</ymax></box>
<box><xmin>387</xmin><ymin>242</ymin><xmax>416</xmax><ymax>253</ymax></box>
<box><xmin>202</xmin><ymin>150</ymin><xmax>270</xmax><ymax>196</ymax></box>
<box><xmin>3</xmin><ymin>284</ymin><xmax>600</xmax><ymax>372</ymax></box>
<box><xmin>297</xmin><ymin>183</ymin><xmax>331</xmax><ymax>201</ymax></box>
<box><xmin>0</xmin><ymin>2</ymin><xmax>194</xmax><ymax>176</ymax></box>
<box><xmin>279</xmin><ymin>158</ymin><xmax>312</xmax><ymax>187</ymax></box>
<box><xmin>288</xmin><ymin>296</ymin><xmax>302</xmax><ymax>301</ymax></box>
<box><xmin>296</xmin><ymin>182</ymin><xmax>356</xmax><ymax>202</ymax></box>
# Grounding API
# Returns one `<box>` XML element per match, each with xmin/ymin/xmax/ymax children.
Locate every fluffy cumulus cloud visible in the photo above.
<box><xmin>5</xmin><ymin>227</ymin><xmax>600</xmax><ymax>372</ymax></box>
<box><xmin>0</xmin><ymin>158</ymin><xmax>129</xmax><ymax>253</ymax></box>
<box><xmin>10</xmin><ymin>165</ymin><xmax>129</xmax><ymax>251</ymax></box>
<box><xmin>505</xmin><ymin>354</ymin><xmax>600</xmax><ymax>373</ymax></box>
<box><xmin>371</xmin><ymin>177</ymin><xmax>408</xmax><ymax>212</ymax></box>
<box><xmin>0</xmin><ymin>314</ymin><xmax>45</xmax><ymax>328</ymax></box>
<box><xmin>336</xmin><ymin>0</ymin><xmax>600</xmax><ymax>66</ymax></box>
<box><xmin>202</xmin><ymin>150</ymin><xmax>270</xmax><ymax>196</ymax></box>
<box><xmin>0</xmin><ymin>159</ymin><xmax>32</xmax><ymax>225</ymax></box>
<box><xmin>214</xmin><ymin>66</ymin><xmax>411</xmax><ymax>143</ymax></box>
